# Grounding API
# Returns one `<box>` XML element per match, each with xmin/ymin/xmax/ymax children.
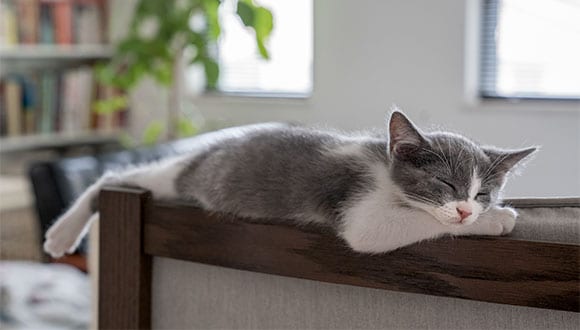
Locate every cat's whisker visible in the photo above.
<box><xmin>446</xmin><ymin>138</ymin><xmax>455</xmax><ymax>173</ymax></box>
<box><xmin>406</xmin><ymin>198</ymin><xmax>439</xmax><ymax>208</ymax></box>
<box><xmin>481</xmin><ymin>152</ymin><xmax>511</xmax><ymax>180</ymax></box>
<box><xmin>484</xmin><ymin>151</ymin><xmax>511</xmax><ymax>177</ymax></box>
<box><xmin>482</xmin><ymin>172</ymin><xmax>508</xmax><ymax>185</ymax></box>
<box><xmin>454</xmin><ymin>144</ymin><xmax>469</xmax><ymax>173</ymax></box>
<box><xmin>405</xmin><ymin>191</ymin><xmax>438</xmax><ymax>200</ymax></box>
<box><xmin>404</xmin><ymin>193</ymin><xmax>440</xmax><ymax>207</ymax></box>
<box><xmin>432</xmin><ymin>139</ymin><xmax>453</xmax><ymax>174</ymax></box>
<box><xmin>421</xmin><ymin>148</ymin><xmax>446</xmax><ymax>164</ymax></box>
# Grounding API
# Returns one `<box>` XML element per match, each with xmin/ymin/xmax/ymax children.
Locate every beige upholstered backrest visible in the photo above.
<box><xmin>152</xmin><ymin>258</ymin><xmax>578</xmax><ymax>329</ymax></box>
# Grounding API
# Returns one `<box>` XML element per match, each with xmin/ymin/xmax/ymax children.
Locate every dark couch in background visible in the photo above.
<box><xmin>28</xmin><ymin>136</ymin><xmax>199</xmax><ymax>255</ymax></box>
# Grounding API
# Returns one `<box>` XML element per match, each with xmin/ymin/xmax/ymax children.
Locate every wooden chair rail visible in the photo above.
<box><xmin>99</xmin><ymin>188</ymin><xmax>580</xmax><ymax>329</ymax></box>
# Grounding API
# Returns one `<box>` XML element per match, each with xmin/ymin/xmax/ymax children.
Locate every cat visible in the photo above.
<box><xmin>43</xmin><ymin>110</ymin><xmax>536</xmax><ymax>257</ymax></box>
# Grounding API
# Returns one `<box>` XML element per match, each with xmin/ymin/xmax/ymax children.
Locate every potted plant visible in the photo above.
<box><xmin>96</xmin><ymin>0</ymin><xmax>273</xmax><ymax>142</ymax></box>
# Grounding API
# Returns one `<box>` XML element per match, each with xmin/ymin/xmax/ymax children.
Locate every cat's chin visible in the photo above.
<box><xmin>436</xmin><ymin>217</ymin><xmax>478</xmax><ymax>227</ymax></box>
<box><xmin>411</xmin><ymin>207</ymin><xmax>461</xmax><ymax>226</ymax></box>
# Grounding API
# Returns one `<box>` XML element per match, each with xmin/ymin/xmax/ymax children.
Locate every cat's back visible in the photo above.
<box><xmin>179</xmin><ymin>123</ymin><xmax>349</xmax><ymax>183</ymax></box>
<box><xmin>198</xmin><ymin>123</ymin><xmax>387</xmax><ymax>166</ymax></box>
<box><xmin>175</xmin><ymin>123</ymin><xmax>387</xmax><ymax>221</ymax></box>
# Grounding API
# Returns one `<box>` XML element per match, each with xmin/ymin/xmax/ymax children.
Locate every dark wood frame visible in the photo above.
<box><xmin>99</xmin><ymin>187</ymin><xmax>579</xmax><ymax>329</ymax></box>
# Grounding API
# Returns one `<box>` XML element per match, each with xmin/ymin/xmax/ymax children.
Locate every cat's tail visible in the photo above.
<box><xmin>43</xmin><ymin>156</ymin><xmax>188</xmax><ymax>258</ymax></box>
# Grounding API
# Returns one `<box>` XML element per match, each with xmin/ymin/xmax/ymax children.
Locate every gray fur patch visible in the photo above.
<box><xmin>176</xmin><ymin>127</ymin><xmax>384</xmax><ymax>225</ymax></box>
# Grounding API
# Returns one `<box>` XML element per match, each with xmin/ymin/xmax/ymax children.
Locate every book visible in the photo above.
<box><xmin>5</xmin><ymin>78</ymin><xmax>22</xmax><ymax>136</ymax></box>
<box><xmin>76</xmin><ymin>67</ymin><xmax>95</xmax><ymax>131</ymax></box>
<box><xmin>53</xmin><ymin>0</ymin><xmax>73</xmax><ymax>45</ymax></box>
<box><xmin>58</xmin><ymin>66</ymin><xmax>95</xmax><ymax>133</ymax></box>
<box><xmin>0</xmin><ymin>1</ymin><xmax>19</xmax><ymax>45</ymax></box>
<box><xmin>39</xmin><ymin>71</ymin><xmax>57</xmax><ymax>134</ymax></box>
<box><xmin>0</xmin><ymin>81</ymin><xmax>6</xmax><ymax>136</ymax></box>
<box><xmin>21</xmin><ymin>76</ymin><xmax>39</xmax><ymax>134</ymax></box>
<box><xmin>74</xmin><ymin>0</ymin><xmax>103</xmax><ymax>44</ymax></box>
<box><xmin>93</xmin><ymin>84</ymin><xmax>116</xmax><ymax>132</ymax></box>
<box><xmin>17</xmin><ymin>0</ymin><xmax>40</xmax><ymax>44</ymax></box>
<box><xmin>60</xmin><ymin>69</ymin><xmax>77</xmax><ymax>132</ymax></box>
<box><xmin>0</xmin><ymin>65</ymin><xmax>126</xmax><ymax>137</ymax></box>
<box><xmin>38</xmin><ymin>1</ymin><xmax>55</xmax><ymax>44</ymax></box>
<box><xmin>5</xmin><ymin>0</ymin><xmax>108</xmax><ymax>46</ymax></box>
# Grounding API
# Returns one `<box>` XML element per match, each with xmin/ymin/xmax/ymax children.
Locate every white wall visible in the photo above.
<box><xmin>133</xmin><ymin>0</ymin><xmax>580</xmax><ymax>197</ymax></box>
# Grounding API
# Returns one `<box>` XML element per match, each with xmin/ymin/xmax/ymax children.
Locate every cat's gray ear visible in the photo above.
<box><xmin>388</xmin><ymin>111</ymin><xmax>426</xmax><ymax>157</ymax></box>
<box><xmin>483</xmin><ymin>147</ymin><xmax>538</xmax><ymax>174</ymax></box>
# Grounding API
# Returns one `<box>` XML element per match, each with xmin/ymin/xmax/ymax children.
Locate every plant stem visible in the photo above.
<box><xmin>167</xmin><ymin>46</ymin><xmax>185</xmax><ymax>141</ymax></box>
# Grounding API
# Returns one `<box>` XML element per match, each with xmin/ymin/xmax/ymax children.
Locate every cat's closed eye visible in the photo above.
<box><xmin>436</xmin><ymin>177</ymin><xmax>457</xmax><ymax>192</ymax></box>
<box><xmin>476</xmin><ymin>192</ymin><xmax>489</xmax><ymax>198</ymax></box>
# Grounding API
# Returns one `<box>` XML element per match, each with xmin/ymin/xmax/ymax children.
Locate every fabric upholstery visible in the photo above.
<box><xmin>512</xmin><ymin>207</ymin><xmax>579</xmax><ymax>244</ymax></box>
<box><xmin>152</xmin><ymin>257</ymin><xmax>579</xmax><ymax>330</ymax></box>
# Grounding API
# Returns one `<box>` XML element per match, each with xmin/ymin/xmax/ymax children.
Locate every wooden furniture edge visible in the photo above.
<box><xmin>144</xmin><ymin>202</ymin><xmax>579</xmax><ymax>313</ymax></box>
<box><xmin>99</xmin><ymin>187</ymin><xmax>152</xmax><ymax>329</ymax></box>
<box><xmin>98</xmin><ymin>187</ymin><xmax>580</xmax><ymax>330</ymax></box>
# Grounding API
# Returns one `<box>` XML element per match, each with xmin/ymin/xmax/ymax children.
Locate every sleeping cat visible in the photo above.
<box><xmin>43</xmin><ymin>110</ymin><xmax>536</xmax><ymax>257</ymax></box>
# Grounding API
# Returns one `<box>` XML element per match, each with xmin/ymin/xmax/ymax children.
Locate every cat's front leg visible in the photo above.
<box><xmin>340</xmin><ymin>206</ymin><xmax>516</xmax><ymax>254</ymax></box>
<box><xmin>340</xmin><ymin>207</ymin><xmax>455</xmax><ymax>253</ymax></box>
<box><xmin>453</xmin><ymin>206</ymin><xmax>517</xmax><ymax>237</ymax></box>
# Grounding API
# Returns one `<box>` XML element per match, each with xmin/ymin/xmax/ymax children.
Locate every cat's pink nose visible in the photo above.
<box><xmin>456</xmin><ymin>207</ymin><xmax>472</xmax><ymax>221</ymax></box>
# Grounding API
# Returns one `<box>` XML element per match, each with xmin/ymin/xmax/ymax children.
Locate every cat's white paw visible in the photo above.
<box><xmin>44</xmin><ymin>225</ymin><xmax>77</xmax><ymax>258</ymax></box>
<box><xmin>458</xmin><ymin>206</ymin><xmax>517</xmax><ymax>237</ymax></box>
<box><xmin>43</xmin><ymin>237</ymin><xmax>74</xmax><ymax>258</ymax></box>
<box><xmin>496</xmin><ymin>207</ymin><xmax>517</xmax><ymax>234</ymax></box>
<box><xmin>481</xmin><ymin>206</ymin><xmax>517</xmax><ymax>236</ymax></box>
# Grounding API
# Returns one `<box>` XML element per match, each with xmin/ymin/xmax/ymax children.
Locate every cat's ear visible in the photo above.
<box><xmin>483</xmin><ymin>147</ymin><xmax>538</xmax><ymax>175</ymax></box>
<box><xmin>388</xmin><ymin>111</ymin><xmax>426</xmax><ymax>157</ymax></box>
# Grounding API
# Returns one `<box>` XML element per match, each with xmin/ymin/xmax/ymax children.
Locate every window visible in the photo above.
<box><xmin>480</xmin><ymin>0</ymin><xmax>580</xmax><ymax>99</ymax></box>
<box><xmin>216</xmin><ymin>0</ymin><xmax>312</xmax><ymax>96</ymax></box>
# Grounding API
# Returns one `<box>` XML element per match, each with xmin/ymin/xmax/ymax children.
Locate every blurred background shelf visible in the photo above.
<box><xmin>0</xmin><ymin>45</ymin><xmax>113</xmax><ymax>76</ymax></box>
<box><xmin>0</xmin><ymin>131</ymin><xmax>121</xmax><ymax>154</ymax></box>
<box><xmin>0</xmin><ymin>45</ymin><xmax>113</xmax><ymax>59</ymax></box>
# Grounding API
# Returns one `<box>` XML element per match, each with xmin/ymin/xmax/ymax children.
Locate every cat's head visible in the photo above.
<box><xmin>388</xmin><ymin>110</ymin><xmax>536</xmax><ymax>226</ymax></box>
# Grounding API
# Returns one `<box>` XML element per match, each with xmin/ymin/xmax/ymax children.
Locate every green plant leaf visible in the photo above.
<box><xmin>101</xmin><ymin>0</ymin><xmax>274</xmax><ymax>92</ymax></box>
<box><xmin>177</xmin><ymin>118</ymin><xmax>199</xmax><ymax>137</ymax></box>
<box><xmin>152</xmin><ymin>60</ymin><xmax>173</xmax><ymax>86</ymax></box>
<box><xmin>235</xmin><ymin>0</ymin><xmax>273</xmax><ymax>59</ymax></box>
<box><xmin>142</xmin><ymin>121</ymin><xmax>164</xmax><ymax>145</ymax></box>
<box><xmin>254</xmin><ymin>6</ymin><xmax>273</xmax><ymax>59</ymax></box>
<box><xmin>95</xmin><ymin>63</ymin><xmax>116</xmax><ymax>85</ymax></box>
<box><xmin>237</xmin><ymin>1</ymin><xmax>255</xmax><ymax>27</ymax></box>
<box><xmin>118</xmin><ymin>37</ymin><xmax>146</xmax><ymax>53</ymax></box>
<box><xmin>203</xmin><ymin>58</ymin><xmax>219</xmax><ymax>89</ymax></box>
<box><xmin>203</xmin><ymin>0</ymin><xmax>221</xmax><ymax>40</ymax></box>
<box><xmin>256</xmin><ymin>40</ymin><xmax>268</xmax><ymax>59</ymax></box>
<box><xmin>254</xmin><ymin>6</ymin><xmax>273</xmax><ymax>38</ymax></box>
<box><xmin>93</xmin><ymin>95</ymin><xmax>129</xmax><ymax>114</ymax></box>
<box><xmin>119</xmin><ymin>132</ymin><xmax>136</xmax><ymax>149</ymax></box>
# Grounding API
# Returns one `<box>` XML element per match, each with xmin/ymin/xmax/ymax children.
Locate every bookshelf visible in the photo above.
<box><xmin>0</xmin><ymin>45</ymin><xmax>113</xmax><ymax>59</ymax></box>
<box><xmin>0</xmin><ymin>0</ymin><xmax>126</xmax><ymax>154</ymax></box>
<box><xmin>0</xmin><ymin>45</ymin><xmax>113</xmax><ymax>78</ymax></box>
<box><xmin>0</xmin><ymin>130</ymin><xmax>121</xmax><ymax>154</ymax></box>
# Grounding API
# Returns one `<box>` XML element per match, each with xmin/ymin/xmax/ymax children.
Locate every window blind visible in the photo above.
<box><xmin>480</xmin><ymin>0</ymin><xmax>580</xmax><ymax>99</ymax></box>
<box><xmin>216</xmin><ymin>0</ymin><xmax>313</xmax><ymax>96</ymax></box>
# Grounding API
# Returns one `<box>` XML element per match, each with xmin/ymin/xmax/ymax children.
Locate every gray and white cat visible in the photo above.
<box><xmin>44</xmin><ymin>111</ymin><xmax>536</xmax><ymax>257</ymax></box>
